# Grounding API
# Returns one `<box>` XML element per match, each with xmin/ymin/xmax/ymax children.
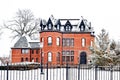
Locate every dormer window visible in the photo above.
<box><xmin>41</xmin><ymin>26</ymin><xmax>44</xmax><ymax>30</ymax></box>
<box><xmin>66</xmin><ymin>25</ymin><xmax>71</xmax><ymax>31</ymax></box>
<box><xmin>57</xmin><ymin>25</ymin><xmax>60</xmax><ymax>30</ymax></box>
<box><xmin>64</xmin><ymin>20</ymin><xmax>72</xmax><ymax>32</ymax></box>
<box><xmin>40</xmin><ymin>20</ymin><xmax>45</xmax><ymax>31</ymax></box>
<box><xmin>81</xmin><ymin>25</ymin><xmax>84</xmax><ymax>31</ymax></box>
<box><xmin>47</xmin><ymin>18</ymin><xmax>53</xmax><ymax>30</ymax></box>
<box><xmin>48</xmin><ymin>24</ymin><xmax>52</xmax><ymax>30</ymax></box>
<box><xmin>79</xmin><ymin>20</ymin><xmax>85</xmax><ymax>31</ymax></box>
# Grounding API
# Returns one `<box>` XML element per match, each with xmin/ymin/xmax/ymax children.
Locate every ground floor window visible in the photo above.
<box><xmin>62</xmin><ymin>51</ymin><xmax>74</xmax><ymax>62</ymax></box>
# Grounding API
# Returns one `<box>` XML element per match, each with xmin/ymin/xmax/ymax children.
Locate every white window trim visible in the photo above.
<box><xmin>82</xmin><ymin>38</ymin><xmax>85</xmax><ymax>47</ymax></box>
<box><xmin>56</xmin><ymin>37</ymin><xmax>60</xmax><ymax>46</ymax></box>
<box><xmin>48</xmin><ymin>37</ymin><xmax>52</xmax><ymax>45</ymax></box>
<box><xmin>48</xmin><ymin>52</ymin><xmax>52</xmax><ymax>62</ymax></box>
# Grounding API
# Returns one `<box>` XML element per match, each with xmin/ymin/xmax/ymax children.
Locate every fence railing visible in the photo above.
<box><xmin>0</xmin><ymin>62</ymin><xmax>120</xmax><ymax>80</ymax></box>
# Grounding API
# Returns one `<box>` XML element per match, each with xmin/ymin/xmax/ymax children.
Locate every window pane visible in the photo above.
<box><xmin>56</xmin><ymin>37</ymin><xmax>60</xmax><ymax>46</ymax></box>
<box><xmin>71</xmin><ymin>39</ymin><xmax>74</xmax><ymax>46</ymax></box>
<box><xmin>48</xmin><ymin>52</ymin><xmax>52</xmax><ymax>62</ymax></box>
<box><xmin>81</xmin><ymin>25</ymin><xmax>84</xmax><ymax>31</ymax></box>
<box><xmin>62</xmin><ymin>56</ymin><xmax>65</xmax><ymax>62</ymax></box>
<box><xmin>66</xmin><ymin>39</ymin><xmax>69</xmax><ymax>46</ymax></box>
<box><xmin>91</xmin><ymin>40</ymin><xmax>93</xmax><ymax>47</ymax></box>
<box><xmin>48</xmin><ymin>24</ymin><xmax>52</xmax><ymax>30</ymax></box>
<box><xmin>48</xmin><ymin>37</ymin><xmax>52</xmax><ymax>45</ymax></box>
<box><xmin>62</xmin><ymin>39</ymin><xmax>66</xmax><ymax>46</ymax></box>
<box><xmin>57</xmin><ymin>53</ymin><xmax>60</xmax><ymax>62</ymax></box>
<box><xmin>71</xmin><ymin>56</ymin><xmax>74</xmax><ymax>62</ymax></box>
<box><xmin>36</xmin><ymin>49</ymin><xmax>39</xmax><ymax>54</ymax></box>
<box><xmin>36</xmin><ymin>58</ymin><xmax>38</xmax><ymax>62</ymax></box>
<box><xmin>21</xmin><ymin>58</ymin><xmax>24</xmax><ymax>62</ymax></box>
<box><xmin>22</xmin><ymin>49</ymin><xmax>29</xmax><ymax>54</ymax></box>
<box><xmin>66</xmin><ymin>56</ymin><xmax>70</xmax><ymax>61</ymax></box>
<box><xmin>82</xmin><ymin>38</ymin><xmax>85</xmax><ymax>47</ymax></box>
<box><xmin>32</xmin><ymin>50</ymin><xmax>34</xmax><ymax>54</ymax></box>
<box><xmin>57</xmin><ymin>25</ymin><xmax>60</xmax><ymax>30</ymax></box>
<box><xmin>26</xmin><ymin>58</ymin><xmax>28</xmax><ymax>61</ymax></box>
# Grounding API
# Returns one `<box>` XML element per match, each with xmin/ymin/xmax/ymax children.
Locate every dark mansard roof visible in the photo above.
<box><xmin>39</xmin><ymin>16</ymin><xmax>95</xmax><ymax>35</ymax></box>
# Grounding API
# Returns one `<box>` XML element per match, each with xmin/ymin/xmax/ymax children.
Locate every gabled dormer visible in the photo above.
<box><xmin>79</xmin><ymin>20</ymin><xmax>85</xmax><ymax>31</ymax></box>
<box><xmin>40</xmin><ymin>20</ymin><xmax>46</xmax><ymax>31</ymax></box>
<box><xmin>55</xmin><ymin>19</ymin><xmax>61</xmax><ymax>31</ymax></box>
<box><xmin>64</xmin><ymin>20</ymin><xmax>72</xmax><ymax>32</ymax></box>
<box><xmin>47</xmin><ymin>18</ymin><xmax>53</xmax><ymax>30</ymax></box>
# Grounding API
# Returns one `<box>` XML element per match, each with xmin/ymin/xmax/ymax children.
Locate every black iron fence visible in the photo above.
<box><xmin>0</xmin><ymin>63</ymin><xmax>120</xmax><ymax>80</ymax></box>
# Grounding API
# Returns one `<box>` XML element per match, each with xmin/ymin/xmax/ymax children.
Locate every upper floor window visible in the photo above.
<box><xmin>22</xmin><ymin>49</ymin><xmax>29</xmax><ymax>54</ymax></box>
<box><xmin>48</xmin><ymin>52</ymin><xmax>52</xmax><ymax>62</ymax></box>
<box><xmin>91</xmin><ymin>40</ymin><xmax>93</xmax><ymax>47</ymax></box>
<box><xmin>62</xmin><ymin>38</ymin><xmax>74</xmax><ymax>47</ymax></box>
<box><xmin>36</xmin><ymin>49</ymin><xmax>39</xmax><ymax>54</ymax></box>
<box><xmin>32</xmin><ymin>49</ymin><xmax>34</xmax><ymax>54</ymax></box>
<box><xmin>48</xmin><ymin>37</ymin><xmax>52</xmax><ymax>45</ymax></box>
<box><xmin>40</xmin><ymin>37</ymin><xmax>44</xmax><ymax>42</ymax></box>
<box><xmin>82</xmin><ymin>38</ymin><xmax>86</xmax><ymax>47</ymax></box>
<box><xmin>56</xmin><ymin>37</ymin><xmax>60</xmax><ymax>46</ymax></box>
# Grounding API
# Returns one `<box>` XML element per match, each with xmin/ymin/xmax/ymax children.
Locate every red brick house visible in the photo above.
<box><xmin>11</xmin><ymin>16</ymin><xmax>95</xmax><ymax>65</ymax></box>
<box><xmin>11</xmin><ymin>35</ymin><xmax>41</xmax><ymax>63</ymax></box>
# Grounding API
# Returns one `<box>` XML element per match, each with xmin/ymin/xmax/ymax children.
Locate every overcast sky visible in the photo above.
<box><xmin>0</xmin><ymin>0</ymin><xmax>120</xmax><ymax>57</ymax></box>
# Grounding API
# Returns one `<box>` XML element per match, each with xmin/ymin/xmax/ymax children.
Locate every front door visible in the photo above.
<box><xmin>80</xmin><ymin>52</ymin><xmax>87</xmax><ymax>64</ymax></box>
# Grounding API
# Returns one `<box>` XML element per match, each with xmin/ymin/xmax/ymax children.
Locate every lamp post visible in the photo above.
<box><xmin>40</xmin><ymin>42</ymin><xmax>44</xmax><ymax>74</ymax></box>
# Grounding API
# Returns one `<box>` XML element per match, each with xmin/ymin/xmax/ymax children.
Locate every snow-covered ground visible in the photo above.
<box><xmin>0</xmin><ymin>67</ymin><xmax>120</xmax><ymax>80</ymax></box>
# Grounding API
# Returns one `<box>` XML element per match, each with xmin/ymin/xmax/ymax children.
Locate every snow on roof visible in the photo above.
<box><xmin>13</xmin><ymin>34</ymin><xmax>40</xmax><ymax>48</ymax></box>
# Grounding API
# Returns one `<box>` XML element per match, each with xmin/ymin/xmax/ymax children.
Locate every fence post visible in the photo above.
<box><xmin>95</xmin><ymin>65</ymin><xmax>98</xmax><ymax>80</ymax></box>
<box><xmin>110</xmin><ymin>65</ymin><xmax>113</xmax><ymax>80</ymax></box>
<box><xmin>78</xmin><ymin>64</ymin><xmax>80</xmax><ymax>80</ymax></box>
<box><xmin>6</xmin><ymin>63</ymin><xmax>9</xmax><ymax>80</ymax></box>
<box><xmin>46</xmin><ymin>63</ymin><xmax>48</xmax><ymax>80</ymax></box>
<box><xmin>66</xmin><ymin>64</ymin><xmax>68</xmax><ymax>80</ymax></box>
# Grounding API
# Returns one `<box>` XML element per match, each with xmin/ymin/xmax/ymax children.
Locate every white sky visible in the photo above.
<box><xmin>0</xmin><ymin>0</ymin><xmax>120</xmax><ymax>57</ymax></box>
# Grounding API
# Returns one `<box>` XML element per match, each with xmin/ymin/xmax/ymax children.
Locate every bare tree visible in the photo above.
<box><xmin>4</xmin><ymin>9</ymin><xmax>40</xmax><ymax>39</ymax></box>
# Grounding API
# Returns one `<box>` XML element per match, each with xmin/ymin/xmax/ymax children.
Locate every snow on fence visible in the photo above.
<box><xmin>0</xmin><ymin>63</ymin><xmax>120</xmax><ymax>80</ymax></box>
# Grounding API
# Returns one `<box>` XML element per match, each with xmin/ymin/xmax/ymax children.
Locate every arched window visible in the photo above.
<box><xmin>82</xmin><ymin>38</ymin><xmax>86</xmax><ymax>47</ymax></box>
<box><xmin>48</xmin><ymin>52</ymin><xmax>52</xmax><ymax>62</ymax></box>
<box><xmin>81</xmin><ymin>25</ymin><xmax>84</xmax><ymax>31</ymax></box>
<box><xmin>56</xmin><ymin>37</ymin><xmax>60</xmax><ymax>46</ymax></box>
<box><xmin>48</xmin><ymin>37</ymin><xmax>52</xmax><ymax>45</ymax></box>
<box><xmin>32</xmin><ymin>58</ymin><xmax>34</xmax><ymax>62</ymax></box>
<box><xmin>57</xmin><ymin>25</ymin><xmax>60</xmax><ymax>30</ymax></box>
<box><xmin>48</xmin><ymin>24</ymin><xmax>52</xmax><ymax>30</ymax></box>
<box><xmin>21</xmin><ymin>58</ymin><xmax>24</xmax><ymax>62</ymax></box>
<box><xmin>66</xmin><ymin>25</ymin><xmax>71</xmax><ymax>31</ymax></box>
<box><xmin>26</xmin><ymin>58</ymin><xmax>28</xmax><ymax>61</ymax></box>
<box><xmin>40</xmin><ymin>37</ymin><xmax>44</xmax><ymax>42</ymax></box>
<box><xmin>57</xmin><ymin>52</ymin><xmax>60</xmax><ymax>62</ymax></box>
<box><xmin>36</xmin><ymin>58</ymin><xmax>38</xmax><ymax>62</ymax></box>
<box><xmin>91</xmin><ymin>40</ymin><xmax>93</xmax><ymax>47</ymax></box>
